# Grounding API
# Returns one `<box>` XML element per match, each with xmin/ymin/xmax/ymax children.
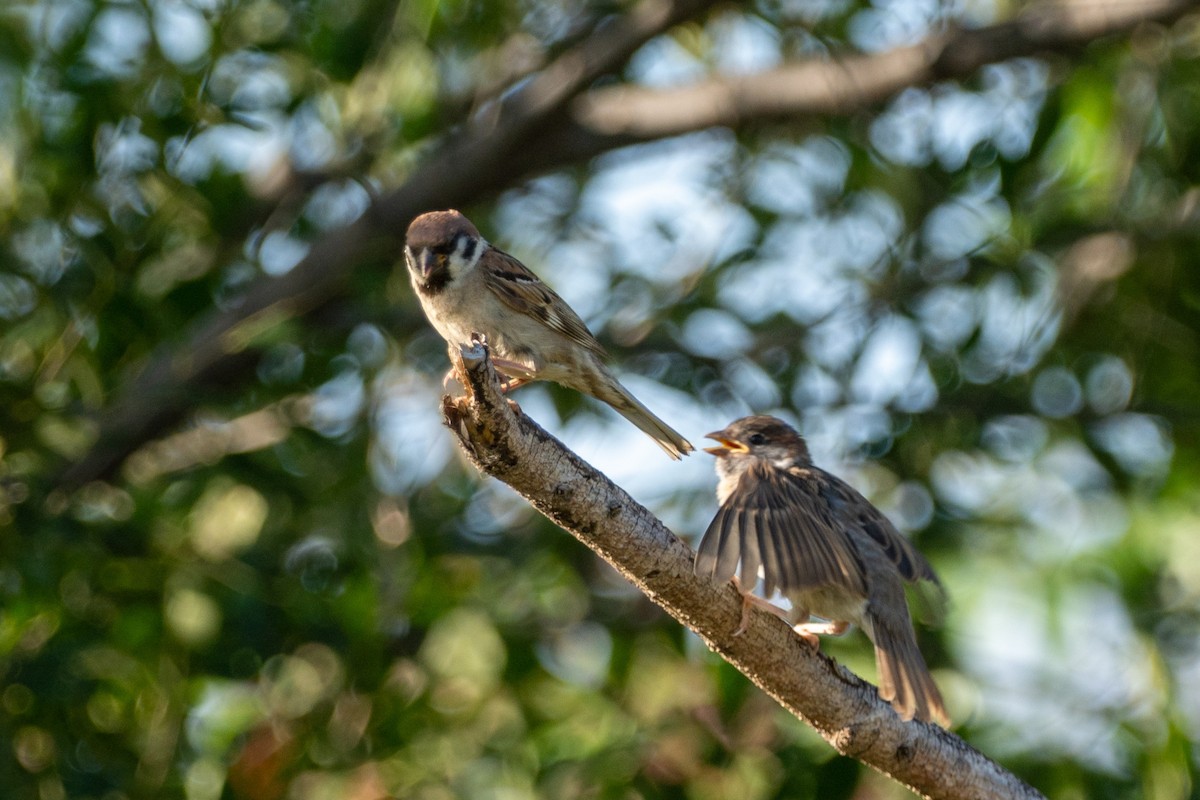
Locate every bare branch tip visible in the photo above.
<box><xmin>451</xmin><ymin>333</ymin><xmax>504</xmax><ymax>407</ymax></box>
<box><xmin>458</xmin><ymin>334</ymin><xmax>490</xmax><ymax>366</ymax></box>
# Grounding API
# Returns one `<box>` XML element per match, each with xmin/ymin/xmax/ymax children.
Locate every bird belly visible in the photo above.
<box><xmin>419</xmin><ymin>289</ymin><xmax>546</xmax><ymax>377</ymax></box>
<box><xmin>789</xmin><ymin>585</ymin><xmax>868</xmax><ymax>627</ymax></box>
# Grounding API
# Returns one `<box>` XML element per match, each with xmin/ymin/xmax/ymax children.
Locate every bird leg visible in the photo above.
<box><xmin>440</xmin><ymin>365</ymin><xmax>521</xmax><ymax>412</ymax></box>
<box><xmin>443</xmin><ymin>334</ymin><xmax>527</xmax><ymax>410</ymax></box>
<box><xmin>491</xmin><ymin>359</ymin><xmax>537</xmax><ymax>394</ymax></box>
<box><xmin>725</xmin><ymin>581</ymin><xmax>843</xmax><ymax>650</ymax></box>
<box><xmin>792</xmin><ymin>619</ymin><xmax>849</xmax><ymax>648</ymax></box>
<box><xmin>730</xmin><ymin>577</ymin><xmax>789</xmax><ymax>637</ymax></box>
<box><xmin>489</xmin><ymin>359</ymin><xmax>537</xmax><ymax>409</ymax></box>
<box><xmin>498</xmin><ymin>375</ymin><xmax>531</xmax><ymax>393</ymax></box>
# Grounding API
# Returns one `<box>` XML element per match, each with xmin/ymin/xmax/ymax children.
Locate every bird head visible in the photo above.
<box><xmin>704</xmin><ymin>415</ymin><xmax>812</xmax><ymax>469</ymax></box>
<box><xmin>404</xmin><ymin>209</ymin><xmax>485</xmax><ymax>292</ymax></box>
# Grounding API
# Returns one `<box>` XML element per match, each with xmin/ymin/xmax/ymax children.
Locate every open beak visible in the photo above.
<box><xmin>703</xmin><ymin>431</ymin><xmax>748</xmax><ymax>457</ymax></box>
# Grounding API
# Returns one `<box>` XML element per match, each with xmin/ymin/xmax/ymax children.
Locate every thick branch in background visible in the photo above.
<box><xmin>57</xmin><ymin>0</ymin><xmax>1198</xmax><ymax>490</ymax></box>
<box><xmin>56</xmin><ymin>0</ymin><xmax>721</xmax><ymax>490</ymax></box>
<box><xmin>440</xmin><ymin>340</ymin><xmax>1045</xmax><ymax>800</ymax></box>
<box><xmin>558</xmin><ymin>0</ymin><xmax>1196</xmax><ymax>152</ymax></box>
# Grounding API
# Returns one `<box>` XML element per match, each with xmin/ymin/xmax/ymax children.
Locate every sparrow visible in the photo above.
<box><xmin>694</xmin><ymin>415</ymin><xmax>948</xmax><ymax>725</ymax></box>
<box><xmin>404</xmin><ymin>209</ymin><xmax>694</xmax><ymax>459</ymax></box>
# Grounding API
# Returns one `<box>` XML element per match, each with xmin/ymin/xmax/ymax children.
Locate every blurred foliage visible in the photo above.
<box><xmin>2</xmin><ymin>1</ymin><xmax>1200</xmax><ymax>799</ymax></box>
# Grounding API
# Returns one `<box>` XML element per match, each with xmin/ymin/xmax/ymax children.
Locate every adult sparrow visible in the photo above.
<box><xmin>405</xmin><ymin>209</ymin><xmax>694</xmax><ymax>459</ymax></box>
<box><xmin>694</xmin><ymin>415</ymin><xmax>948</xmax><ymax>725</ymax></box>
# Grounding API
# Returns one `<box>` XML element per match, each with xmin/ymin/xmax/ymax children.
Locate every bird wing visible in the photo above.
<box><xmin>695</xmin><ymin>461</ymin><xmax>868</xmax><ymax>598</ymax></box>
<box><xmin>811</xmin><ymin>468</ymin><xmax>941</xmax><ymax>587</ymax></box>
<box><xmin>481</xmin><ymin>248</ymin><xmax>607</xmax><ymax>357</ymax></box>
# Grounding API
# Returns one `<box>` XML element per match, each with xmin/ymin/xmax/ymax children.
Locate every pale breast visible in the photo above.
<box><xmin>417</xmin><ymin>277</ymin><xmax>579</xmax><ymax>379</ymax></box>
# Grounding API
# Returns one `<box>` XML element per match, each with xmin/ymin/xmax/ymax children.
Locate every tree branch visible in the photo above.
<box><xmin>559</xmin><ymin>0</ymin><xmax>1196</xmax><ymax>150</ymax></box>
<box><xmin>56</xmin><ymin>0</ymin><xmax>722</xmax><ymax>490</ymax></box>
<box><xmin>440</xmin><ymin>340</ymin><xmax>1045</xmax><ymax>800</ymax></box>
<box><xmin>57</xmin><ymin>0</ymin><xmax>1196</xmax><ymax>489</ymax></box>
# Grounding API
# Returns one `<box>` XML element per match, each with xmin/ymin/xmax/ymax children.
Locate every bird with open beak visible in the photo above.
<box><xmin>694</xmin><ymin>415</ymin><xmax>948</xmax><ymax>725</ymax></box>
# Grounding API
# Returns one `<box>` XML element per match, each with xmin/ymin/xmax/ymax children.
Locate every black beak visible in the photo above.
<box><xmin>418</xmin><ymin>249</ymin><xmax>441</xmax><ymax>278</ymax></box>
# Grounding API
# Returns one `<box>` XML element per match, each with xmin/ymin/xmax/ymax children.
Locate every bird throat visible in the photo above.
<box><xmin>418</xmin><ymin>236</ymin><xmax>482</xmax><ymax>297</ymax></box>
<box><xmin>418</xmin><ymin>269</ymin><xmax>452</xmax><ymax>296</ymax></box>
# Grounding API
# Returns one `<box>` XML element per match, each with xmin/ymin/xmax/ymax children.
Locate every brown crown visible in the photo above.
<box><xmin>405</xmin><ymin>209</ymin><xmax>481</xmax><ymax>249</ymax></box>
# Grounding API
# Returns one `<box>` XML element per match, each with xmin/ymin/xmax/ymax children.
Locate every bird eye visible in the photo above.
<box><xmin>748</xmin><ymin>433</ymin><xmax>765</xmax><ymax>445</ymax></box>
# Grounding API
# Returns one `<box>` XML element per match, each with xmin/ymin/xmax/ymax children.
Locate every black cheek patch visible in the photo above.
<box><xmin>459</xmin><ymin>235</ymin><xmax>478</xmax><ymax>262</ymax></box>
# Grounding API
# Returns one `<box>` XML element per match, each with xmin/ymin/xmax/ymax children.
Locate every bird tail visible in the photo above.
<box><xmin>871</xmin><ymin>619</ymin><xmax>949</xmax><ymax>726</ymax></box>
<box><xmin>598</xmin><ymin>379</ymin><xmax>694</xmax><ymax>460</ymax></box>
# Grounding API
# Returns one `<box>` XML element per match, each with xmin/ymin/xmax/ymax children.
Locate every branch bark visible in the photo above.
<box><xmin>57</xmin><ymin>0</ymin><xmax>1198</xmax><ymax>489</ymax></box>
<box><xmin>441</xmin><ymin>340</ymin><xmax>1045</xmax><ymax>800</ymax></box>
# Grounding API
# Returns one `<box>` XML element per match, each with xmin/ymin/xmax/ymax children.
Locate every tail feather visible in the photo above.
<box><xmin>871</xmin><ymin>619</ymin><xmax>948</xmax><ymax>726</ymax></box>
<box><xmin>601</xmin><ymin>380</ymin><xmax>694</xmax><ymax>460</ymax></box>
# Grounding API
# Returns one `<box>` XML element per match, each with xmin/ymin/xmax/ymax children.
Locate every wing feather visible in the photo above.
<box><xmin>694</xmin><ymin>514</ymin><xmax>723</xmax><ymax>580</ymax></box>
<box><xmin>754</xmin><ymin>507</ymin><xmax>784</xmax><ymax>597</ymax></box>
<box><xmin>776</xmin><ymin>473</ymin><xmax>866</xmax><ymax>595</ymax></box>
<box><xmin>695</xmin><ymin>506</ymin><xmax>737</xmax><ymax>582</ymax></box>
<box><xmin>481</xmin><ymin>249</ymin><xmax>607</xmax><ymax>357</ymax></box>
<box><xmin>714</xmin><ymin>507</ymin><xmax>742</xmax><ymax>583</ymax></box>
<box><xmin>774</xmin><ymin>510</ymin><xmax>809</xmax><ymax>592</ymax></box>
<box><xmin>694</xmin><ymin>462</ymin><xmax>868</xmax><ymax>598</ymax></box>
<box><xmin>813</xmin><ymin>467</ymin><xmax>940</xmax><ymax>586</ymax></box>
<box><xmin>739</xmin><ymin>510</ymin><xmax>762</xmax><ymax>592</ymax></box>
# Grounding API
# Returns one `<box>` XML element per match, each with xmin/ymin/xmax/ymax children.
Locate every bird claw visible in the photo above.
<box><xmin>499</xmin><ymin>377</ymin><xmax>530</xmax><ymax>394</ymax></box>
<box><xmin>791</xmin><ymin>620</ymin><xmax>847</xmax><ymax>649</ymax></box>
<box><xmin>729</xmin><ymin>579</ymin><xmax>790</xmax><ymax>637</ymax></box>
<box><xmin>732</xmin><ymin>594</ymin><xmax>753</xmax><ymax>637</ymax></box>
<box><xmin>442</xmin><ymin>369</ymin><xmax>464</xmax><ymax>393</ymax></box>
<box><xmin>491</xmin><ymin>358</ymin><xmax>537</xmax><ymax>393</ymax></box>
<box><xmin>792</xmin><ymin>627</ymin><xmax>821</xmax><ymax>649</ymax></box>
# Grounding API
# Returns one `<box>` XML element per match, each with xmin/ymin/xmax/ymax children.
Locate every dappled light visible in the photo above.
<box><xmin>2</xmin><ymin>0</ymin><xmax>1200</xmax><ymax>797</ymax></box>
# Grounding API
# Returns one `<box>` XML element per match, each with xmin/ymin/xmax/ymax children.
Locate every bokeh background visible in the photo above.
<box><xmin>2</xmin><ymin>0</ymin><xmax>1199</xmax><ymax>798</ymax></box>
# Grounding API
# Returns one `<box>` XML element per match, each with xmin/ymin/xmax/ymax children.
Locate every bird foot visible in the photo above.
<box><xmin>499</xmin><ymin>376</ymin><xmax>531</xmax><ymax>393</ymax></box>
<box><xmin>447</xmin><ymin>336</ymin><xmax>486</xmax><ymax>394</ymax></box>
<box><xmin>730</xmin><ymin>578</ymin><xmax>790</xmax><ymax>637</ymax></box>
<box><xmin>442</xmin><ymin>368</ymin><xmax>465</xmax><ymax>393</ymax></box>
<box><xmin>793</xmin><ymin>628</ymin><xmax>821</xmax><ymax>648</ymax></box>
<box><xmin>492</xmin><ymin>359</ymin><xmax>537</xmax><ymax>393</ymax></box>
<box><xmin>732</xmin><ymin>595</ymin><xmax>753</xmax><ymax>637</ymax></box>
<box><xmin>791</xmin><ymin>620</ymin><xmax>849</xmax><ymax>648</ymax></box>
<box><xmin>460</xmin><ymin>333</ymin><xmax>535</xmax><ymax>394</ymax></box>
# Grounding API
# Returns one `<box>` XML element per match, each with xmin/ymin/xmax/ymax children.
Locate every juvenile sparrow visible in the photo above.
<box><xmin>405</xmin><ymin>209</ymin><xmax>694</xmax><ymax>459</ymax></box>
<box><xmin>694</xmin><ymin>415</ymin><xmax>948</xmax><ymax>725</ymax></box>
